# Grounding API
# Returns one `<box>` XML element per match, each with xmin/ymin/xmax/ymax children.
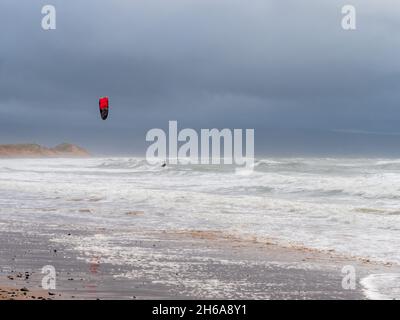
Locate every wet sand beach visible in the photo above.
<box><xmin>1</xmin><ymin>227</ymin><xmax>398</xmax><ymax>300</ymax></box>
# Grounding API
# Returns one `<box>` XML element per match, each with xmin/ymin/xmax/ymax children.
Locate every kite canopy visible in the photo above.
<box><xmin>99</xmin><ymin>96</ymin><xmax>109</xmax><ymax>120</ymax></box>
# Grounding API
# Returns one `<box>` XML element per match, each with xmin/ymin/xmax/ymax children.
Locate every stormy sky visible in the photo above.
<box><xmin>1</xmin><ymin>0</ymin><xmax>400</xmax><ymax>156</ymax></box>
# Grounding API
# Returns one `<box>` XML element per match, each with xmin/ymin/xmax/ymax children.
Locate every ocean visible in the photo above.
<box><xmin>1</xmin><ymin>157</ymin><xmax>400</xmax><ymax>263</ymax></box>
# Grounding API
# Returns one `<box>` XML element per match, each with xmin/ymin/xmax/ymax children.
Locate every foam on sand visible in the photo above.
<box><xmin>360</xmin><ymin>273</ymin><xmax>400</xmax><ymax>300</ymax></box>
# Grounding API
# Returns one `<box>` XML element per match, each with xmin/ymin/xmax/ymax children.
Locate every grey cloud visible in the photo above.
<box><xmin>1</xmin><ymin>0</ymin><xmax>400</xmax><ymax>155</ymax></box>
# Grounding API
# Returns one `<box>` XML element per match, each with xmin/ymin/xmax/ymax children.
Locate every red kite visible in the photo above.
<box><xmin>99</xmin><ymin>96</ymin><xmax>109</xmax><ymax>120</ymax></box>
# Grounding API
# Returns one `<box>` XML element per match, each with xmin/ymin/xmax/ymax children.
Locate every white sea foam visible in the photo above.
<box><xmin>360</xmin><ymin>274</ymin><xmax>400</xmax><ymax>300</ymax></box>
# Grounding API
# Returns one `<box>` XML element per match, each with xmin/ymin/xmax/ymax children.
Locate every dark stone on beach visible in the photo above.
<box><xmin>48</xmin><ymin>292</ymin><xmax>55</xmax><ymax>296</ymax></box>
<box><xmin>20</xmin><ymin>287</ymin><xmax>29</xmax><ymax>292</ymax></box>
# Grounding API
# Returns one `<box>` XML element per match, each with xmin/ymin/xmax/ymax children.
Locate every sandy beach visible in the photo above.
<box><xmin>1</xmin><ymin>226</ymin><xmax>398</xmax><ymax>300</ymax></box>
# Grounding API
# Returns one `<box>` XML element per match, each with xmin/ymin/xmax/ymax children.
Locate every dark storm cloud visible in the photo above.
<box><xmin>1</xmin><ymin>0</ymin><xmax>400</xmax><ymax>155</ymax></box>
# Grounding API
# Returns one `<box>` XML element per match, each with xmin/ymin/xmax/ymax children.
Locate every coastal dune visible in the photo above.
<box><xmin>0</xmin><ymin>143</ymin><xmax>90</xmax><ymax>158</ymax></box>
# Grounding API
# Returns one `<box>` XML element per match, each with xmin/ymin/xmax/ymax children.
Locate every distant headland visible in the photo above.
<box><xmin>0</xmin><ymin>143</ymin><xmax>90</xmax><ymax>158</ymax></box>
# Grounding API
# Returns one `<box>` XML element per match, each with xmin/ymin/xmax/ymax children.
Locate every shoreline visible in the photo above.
<box><xmin>1</xmin><ymin>227</ymin><xmax>398</xmax><ymax>300</ymax></box>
